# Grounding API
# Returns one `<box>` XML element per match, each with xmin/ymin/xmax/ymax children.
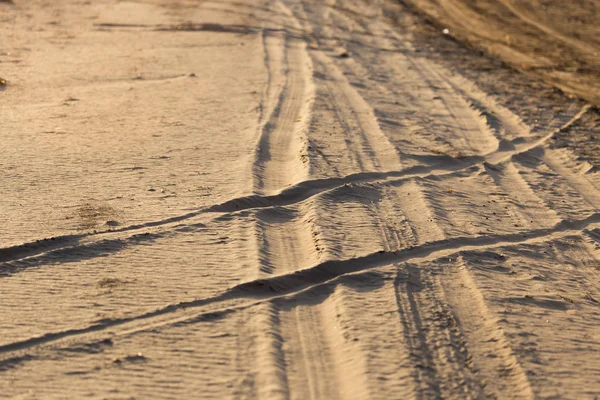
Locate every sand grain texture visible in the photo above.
<box><xmin>1</xmin><ymin>0</ymin><xmax>600</xmax><ymax>399</ymax></box>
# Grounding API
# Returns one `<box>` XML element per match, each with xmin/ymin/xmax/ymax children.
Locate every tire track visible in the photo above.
<box><xmin>310</xmin><ymin>50</ymin><xmax>402</xmax><ymax>173</ymax></box>
<box><xmin>246</xmin><ymin>2</ymin><xmax>343</xmax><ymax>397</ymax></box>
<box><xmin>375</xmin><ymin>176</ymin><xmax>485</xmax><ymax>399</ymax></box>
<box><xmin>543</xmin><ymin>148</ymin><xmax>600</xmax><ymax>210</ymax></box>
<box><xmin>248</xmin><ymin>302</ymin><xmax>289</xmax><ymax>400</ymax></box>
<box><xmin>395</xmin><ymin>263</ymin><xmax>489</xmax><ymax>399</ymax></box>
<box><xmin>408</xmin><ymin>58</ymin><xmax>500</xmax><ymax>156</ymax></box>
<box><xmin>368</xmin><ymin>148</ymin><xmax>536</xmax><ymax>398</ymax></box>
<box><xmin>278</xmin><ymin>292</ymin><xmax>362</xmax><ymax>400</ymax></box>
<box><xmin>453</xmin><ymin>238</ymin><xmax>600</xmax><ymax>398</ymax></box>
<box><xmin>253</xmin><ymin>29</ymin><xmax>287</xmax><ymax>192</ymax></box>
<box><xmin>442</xmin><ymin>256</ymin><xmax>535</xmax><ymax>399</ymax></box>
<box><xmin>328</xmin><ymin>3</ymin><xmax>501</xmax><ymax>158</ymax></box>
<box><xmin>251</xmin><ymin>2</ymin><xmax>373</xmax><ymax>397</ymax></box>
<box><xmin>511</xmin><ymin>149</ymin><xmax>599</xmax><ymax>221</ymax></box>
<box><xmin>252</xmin><ymin>29</ymin><xmax>314</xmax><ymax>195</ymax></box>
<box><xmin>255</xmin><ymin>206</ymin><xmax>319</xmax><ymax>275</ymax></box>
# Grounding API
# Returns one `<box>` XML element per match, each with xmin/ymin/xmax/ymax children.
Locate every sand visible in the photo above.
<box><xmin>400</xmin><ymin>0</ymin><xmax>600</xmax><ymax>106</ymax></box>
<box><xmin>1</xmin><ymin>0</ymin><xmax>600</xmax><ymax>398</ymax></box>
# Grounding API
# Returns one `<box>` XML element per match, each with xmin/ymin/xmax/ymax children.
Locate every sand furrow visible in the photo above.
<box><xmin>512</xmin><ymin>150</ymin><xmax>598</xmax><ymax>221</ymax></box>
<box><xmin>2</xmin><ymin>210</ymin><xmax>600</xmax><ymax>357</ymax></box>
<box><xmin>310</xmin><ymin>50</ymin><xmax>402</xmax><ymax>172</ymax></box>
<box><xmin>395</xmin><ymin>263</ymin><xmax>488</xmax><ymax>399</ymax></box>
<box><xmin>455</xmin><ymin>241</ymin><xmax>600</xmax><ymax>397</ymax></box>
<box><xmin>483</xmin><ymin>160</ymin><xmax>562</xmax><ymax>228</ymax></box>
<box><xmin>0</xmin><ymin>234</ymin><xmax>86</xmax><ymax>265</ymax></box>
<box><xmin>252</xmin><ymin>32</ymin><xmax>314</xmax><ymax>195</ymax></box>
<box><xmin>484</xmin><ymin>104</ymin><xmax>591</xmax><ymax>164</ymax></box>
<box><xmin>254</xmin><ymin>203</ymin><xmax>320</xmax><ymax>277</ymax></box>
<box><xmin>227</xmin><ymin>211</ymin><xmax>600</xmax><ymax>303</ymax></box>
<box><xmin>253</xmin><ymin>30</ymin><xmax>287</xmax><ymax>183</ymax></box>
<box><xmin>247</xmin><ymin>302</ymin><xmax>290</xmax><ymax>400</ymax></box>
<box><xmin>543</xmin><ymin>148</ymin><xmax>600</xmax><ymax>210</ymax></box>
<box><xmin>442</xmin><ymin>257</ymin><xmax>535</xmax><ymax>399</ymax></box>
<box><xmin>277</xmin><ymin>296</ymin><xmax>356</xmax><ymax>400</ymax></box>
<box><xmin>408</xmin><ymin>58</ymin><xmax>500</xmax><ymax>156</ymax></box>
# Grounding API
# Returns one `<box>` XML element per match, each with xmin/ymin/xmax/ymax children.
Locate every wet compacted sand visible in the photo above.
<box><xmin>1</xmin><ymin>0</ymin><xmax>600</xmax><ymax>398</ymax></box>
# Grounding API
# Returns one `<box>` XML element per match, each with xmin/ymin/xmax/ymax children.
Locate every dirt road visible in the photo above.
<box><xmin>1</xmin><ymin>0</ymin><xmax>599</xmax><ymax>398</ymax></box>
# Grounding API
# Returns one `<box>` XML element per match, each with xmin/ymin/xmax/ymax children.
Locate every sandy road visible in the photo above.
<box><xmin>1</xmin><ymin>0</ymin><xmax>600</xmax><ymax>398</ymax></box>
